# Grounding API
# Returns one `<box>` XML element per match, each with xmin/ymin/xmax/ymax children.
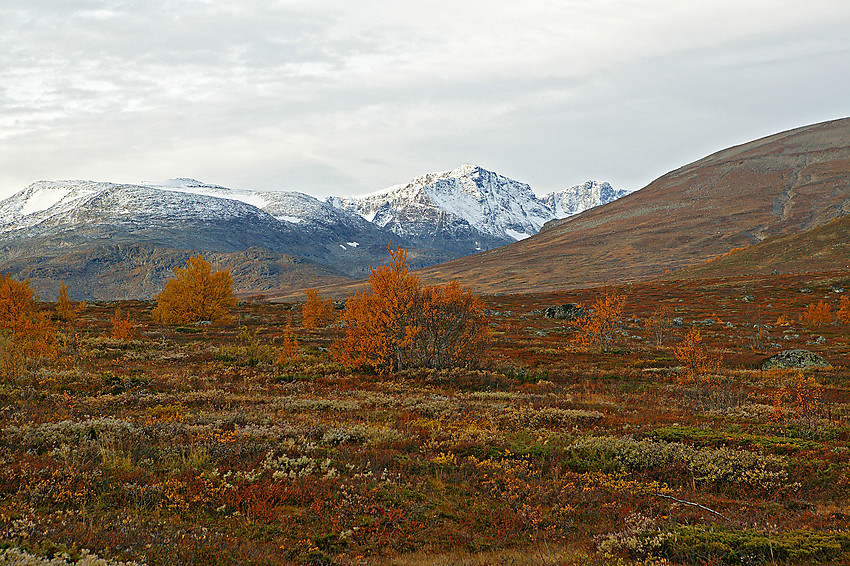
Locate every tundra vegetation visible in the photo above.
<box><xmin>0</xmin><ymin>263</ymin><xmax>849</xmax><ymax>566</ymax></box>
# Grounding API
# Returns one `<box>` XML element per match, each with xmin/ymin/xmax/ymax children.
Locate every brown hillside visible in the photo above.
<box><xmin>679</xmin><ymin>214</ymin><xmax>850</xmax><ymax>278</ymax></box>
<box><xmin>413</xmin><ymin>118</ymin><xmax>850</xmax><ymax>294</ymax></box>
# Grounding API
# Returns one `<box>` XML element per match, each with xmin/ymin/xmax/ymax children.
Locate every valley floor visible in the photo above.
<box><xmin>1</xmin><ymin>272</ymin><xmax>849</xmax><ymax>565</ymax></box>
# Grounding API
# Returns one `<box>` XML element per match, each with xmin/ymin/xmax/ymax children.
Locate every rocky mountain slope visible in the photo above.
<box><xmin>410</xmin><ymin>118</ymin><xmax>850</xmax><ymax>294</ymax></box>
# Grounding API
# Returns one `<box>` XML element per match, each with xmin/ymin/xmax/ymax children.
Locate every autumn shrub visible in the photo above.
<box><xmin>837</xmin><ymin>295</ymin><xmax>850</xmax><ymax>324</ymax></box>
<box><xmin>277</xmin><ymin>324</ymin><xmax>299</xmax><ymax>363</ymax></box>
<box><xmin>55</xmin><ymin>281</ymin><xmax>82</xmax><ymax>322</ymax></box>
<box><xmin>218</xmin><ymin>326</ymin><xmax>277</xmax><ymax>366</ymax></box>
<box><xmin>0</xmin><ymin>273</ymin><xmax>37</xmax><ymax>330</ymax></box>
<box><xmin>333</xmin><ymin>246</ymin><xmax>487</xmax><ymax>373</ymax></box>
<box><xmin>801</xmin><ymin>300</ymin><xmax>832</xmax><ymax>327</ymax></box>
<box><xmin>674</xmin><ymin>326</ymin><xmax>720</xmax><ymax>382</ymax></box>
<box><xmin>573</xmin><ymin>293</ymin><xmax>626</xmax><ymax>352</ymax></box>
<box><xmin>151</xmin><ymin>255</ymin><xmax>236</xmax><ymax>325</ymax></box>
<box><xmin>0</xmin><ymin>274</ymin><xmax>57</xmax><ymax>378</ymax></box>
<box><xmin>644</xmin><ymin>306</ymin><xmax>671</xmax><ymax>349</ymax></box>
<box><xmin>109</xmin><ymin>308</ymin><xmax>137</xmax><ymax>340</ymax></box>
<box><xmin>302</xmin><ymin>289</ymin><xmax>335</xmax><ymax>328</ymax></box>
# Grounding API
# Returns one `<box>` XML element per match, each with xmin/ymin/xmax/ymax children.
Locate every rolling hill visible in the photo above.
<box><xmin>409</xmin><ymin>118</ymin><xmax>850</xmax><ymax>294</ymax></box>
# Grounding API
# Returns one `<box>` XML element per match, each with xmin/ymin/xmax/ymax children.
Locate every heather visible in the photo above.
<box><xmin>0</xmin><ymin>272</ymin><xmax>848</xmax><ymax>565</ymax></box>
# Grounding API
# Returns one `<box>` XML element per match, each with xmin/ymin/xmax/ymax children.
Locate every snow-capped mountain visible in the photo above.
<box><xmin>0</xmin><ymin>180</ymin><xmax>276</xmax><ymax>234</ymax></box>
<box><xmin>328</xmin><ymin>164</ymin><xmax>629</xmax><ymax>255</ymax></box>
<box><xmin>0</xmin><ymin>180</ymin><xmax>418</xmax><ymax>290</ymax></box>
<box><xmin>541</xmin><ymin>181</ymin><xmax>631</xmax><ymax>217</ymax></box>
<box><xmin>0</xmin><ymin>168</ymin><xmax>629</xmax><ymax>299</ymax></box>
<box><xmin>330</xmin><ymin>164</ymin><xmax>552</xmax><ymax>245</ymax></box>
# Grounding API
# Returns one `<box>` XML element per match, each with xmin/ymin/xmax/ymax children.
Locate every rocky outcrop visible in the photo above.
<box><xmin>761</xmin><ymin>349</ymin><xmax>830</xmax><ymax>370</ymax></box>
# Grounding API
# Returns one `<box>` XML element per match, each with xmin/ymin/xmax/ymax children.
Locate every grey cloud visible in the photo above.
<box><xmin>0</xmin><ymin>1</ymin><xmax>849</xmax><ymax>198</ymax></box>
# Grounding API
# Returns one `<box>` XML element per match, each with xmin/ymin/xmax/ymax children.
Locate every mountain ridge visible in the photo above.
<box><xmin>0</xmin><ymin>167</ymin><xmax>627</xmax><ymax>299</ymax></box>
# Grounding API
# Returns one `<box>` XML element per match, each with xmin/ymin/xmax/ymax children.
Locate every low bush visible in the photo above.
<box><xmin>565</xmin><ymin>435</ymin><xmax>788</xmax><ymax>488</ymax></box>
<box><xmin>659</xmin><ymin>525</ymin><xmax>850</xmax><ymax>564</ymax></box>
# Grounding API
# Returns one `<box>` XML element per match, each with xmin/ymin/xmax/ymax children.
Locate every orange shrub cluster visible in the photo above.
<box><xmin>152</xmin><ymin>256</ymin><xmax>236</xmax><ymax>325</ymax></box>
<box><xmin>301</xmin><ymin>289</ymin><xmax>335</xmax><ymax>328</ymax></box>
<box><xmin>0</xmin><ymin>273</ymin><xmax>36</xmax><ymax>330</ymax></box>
<box><xmin>333</xmin><ymin>246</ymin><xmax>487</xmax><ymax>373</ymax></box>
<box><xmin>277</xmin><ymin>324</ymin><xmax>299</xmax><ymax>363</ymax></box>
<box><xmin>801</xmin><ymin>300</ymin><xmax>832</xmax><ymax>327</ymax></box>
<box><xmin>55</xmin><ymin>281</ymin><xmax>82</xmax><ymax>322</ymax></box>
<box><xmin>573</xmin><ymin>293</ymin><xmax>626</xmax><ymax>352</ymax></box>
<box><xmin>706</xmin><ymin>244</ymin><xmax>751</xmax><ymax>263</ymax></box>
<box><xmin>110</xmin><ymin>307</ymin><xmax>138</xmax><ymax>340</ymax></box>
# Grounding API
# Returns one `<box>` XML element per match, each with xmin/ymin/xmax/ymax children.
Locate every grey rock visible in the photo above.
<box><xmin>672</xmin><ymin>317</ymin><xmax>684</xmax><ymax>328</ymax></box>
<box><xmin>543</xmin><ymin>303</ymin><xmax>587</xmax><ymax>321</ymax></box>
<box><xmin>762</xmin><ymin>349</ymin><xmax>830</xmax><ymax>370</ymax></box>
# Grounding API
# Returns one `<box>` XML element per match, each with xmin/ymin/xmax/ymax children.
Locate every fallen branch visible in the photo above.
<box><xmin>654</xmin><ymin>493</ymin><xmax>730</xmax><ymax>521</ymax></box>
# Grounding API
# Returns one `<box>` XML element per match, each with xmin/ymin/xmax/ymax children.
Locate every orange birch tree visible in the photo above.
<box><xmin>302</xmin><ymin>289</ymin><xmax>336</xmax><ymax>328</ymax></box>
<box><xmin>837</xmin><ymin>295</ymin><xmax>850</xmax><ymax>324</ymax></box>
<box><xmin>0</xmin><ymin>274</ymin><xmax>57</xmax><ymax>376</ymax></box>
<box><xmin>55</xmin><ymin>281</ymin><xmax>82</xmax><ymax>322</ymax></box>
<box><xmin>333</xmin><ymin>246</ymin><xmax>487</xmax><ymax>373</ymax></box>
<box><xmin>152</xmin><ymin>256</ymin><xmax>236</xmax><ymax>325</ymax></box>
<box><xmin>573</xmin><ymin>293</ymin><xmax>626</xmax><ymax>352</ymax></box>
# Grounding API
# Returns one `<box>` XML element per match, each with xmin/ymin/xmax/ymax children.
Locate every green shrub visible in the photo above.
<box><xmin>659</xmin><ymin>525</ymin><xmax>850</xmax><ymax>564</ymax></box>
<box><xmin>565</xmin><ymin>436</ymin><xmax>788</xmax><ymax>487</ymax></box>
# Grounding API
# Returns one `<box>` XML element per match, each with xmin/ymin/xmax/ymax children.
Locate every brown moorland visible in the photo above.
<box><xmin>1</xmin><ymin>270</ymin><xmax>849</xmax><ymax>565</ymax></box>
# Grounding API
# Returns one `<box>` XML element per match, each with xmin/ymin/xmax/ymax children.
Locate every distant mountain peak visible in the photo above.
<box><xmin>329</xmin><ymin>164</ymin><xmax>559</xmax><ymax>252</ymax></box>
<box><xmin>329</xmin><ymin>165</ymin><xmax>627</xmax><ymax>252</ymax></box>
<box><xmin>542</xmin><ymin>180</ymin><xmax>632</xmax><ymax>217</ymax></box>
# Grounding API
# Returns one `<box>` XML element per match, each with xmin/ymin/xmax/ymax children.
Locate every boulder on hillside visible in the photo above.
<box><xmin>544</xmin><ymin>303</ymin><xmax>587</xmax><ymax>321</ymax></box>
<box><xmin>762</xmin><ymin>349</ymin><xmax>830</xmax><ymax>370</ymax></box>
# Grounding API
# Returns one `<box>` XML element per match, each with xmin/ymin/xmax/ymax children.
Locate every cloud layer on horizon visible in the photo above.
<box><xmin>1</xmin><ymin>0</ymin><xmax>849</xmax><ymax>198</ymax></box>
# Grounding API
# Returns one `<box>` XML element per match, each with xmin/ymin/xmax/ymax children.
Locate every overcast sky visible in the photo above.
<box><xmin>1</xmin><ymin>1</ymin><xmax>849</xmax><ymax>199</ymax></box>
